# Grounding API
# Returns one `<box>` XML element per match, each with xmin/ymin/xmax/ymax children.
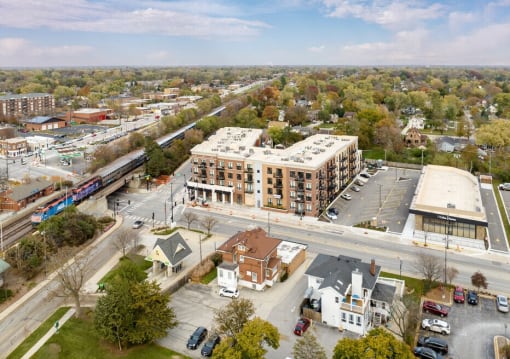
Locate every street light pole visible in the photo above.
<box><xmin>378</xmin><ymin>184</ymin><xmax>382</xmax><ymax>209</ymax></box>
<box><xmin>170</xmin><ymin>182</ymin><xmax>174</xmax><ymax>224</ymax></box>
<box><xmin>267</xmin><ymin>211</ymin><xmax>271</xmax><ymax>236</ymax></box>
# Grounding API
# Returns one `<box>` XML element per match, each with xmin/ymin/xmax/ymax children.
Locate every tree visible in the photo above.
<box><xmin>5</xmin><ymin>235</ymin><xmax>45</xmax><ymax>279</ymax></box>
<box><xmin>95</xmin><ymin>279</ymin><xmax>177</xmax><ymax>350</ymax></box>
<box><xmin>213</xmin><ymin>317</ymin><xmax>279</xmax><ymax>359</ymax></box>
<box><xmin>390</xmin><ymin>294</ymin><xmax>421</xmax><ymax>345</ymax></box>
<box><xmin>471</xmin><ymin>271</ymin><xmax>488</xmax><ymax>291</ymax></box>
<box><xmin>414</xmin><ymin>252</ymin><xmax>443</xmax><ymax>293</ymax></box>
<box><xmin>183</xmin><ymin>211</ymin><xmax>198</xmax><ymax>230</ymax></box>
<box><xmin>446</xmin><ymin>266</ymin><xmax>459</xmax><ymax>285</ymax></box>
<box><xmin>293</xmin><ymin>332</ymin><xmax>327</xmax><ymax>359</ymax></box>
<box><xmin>113</xmin><ymin>228</ymin><xmax>138</xmax><ymax>257</ymax></box>
<box><xmin>213</xmin><ymin>298</ymin><xmax>255</xmax><ymax>344</ymax></box>
<box><xmin>54</xmin><ymin>251</ymin><xmax>88</xmax><ymax>318</ymax></box>
<box><xmin>333</xmin><ymin>327</ymin><xmax>414</xmax><ymax>359</ymax></box>
<box><xmin>201</xmin><ymin>215</ymin><xmax>218</xmax><ymax>236</ymax></box>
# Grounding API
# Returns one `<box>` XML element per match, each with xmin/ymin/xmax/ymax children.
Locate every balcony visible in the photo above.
<box><xmin>297</xmin><ymin>176</ymin><xmax>305</xmax><ymax>183</ymax></box>
<box><xmin>274</xmin><ymin>171</ymin><xmax>283</xmax><ymax>178</ymax></box>
<box><xmin>341</xmin><ymin>156</ymin><xmax>348</xmax><ymax>162</ymax></box>
<box><xmin>341</xmin><ymin>174</ymin><xmax>348</xmax><ymax>180</ymax></box>
<box><xmin>244</xmin><ymin>188</ymin><xmax>254</xmax><ymax>193</ymax></box>
<box><xmin>217</xmin><ymin>164</ymin><xmax>225</xmax><ymax>169</ymax></box>
<box><xmin>200</xmin><ymin>173</ymin><xmax>207</xmax><ymax>178</ymax></box>
<box><xmin>244</xmin><ymin>167</ymin><xmax>253</xmax><ymax>173</ymax></box>
<box><xmin>296</xmin><ymin>197</ymin><xmax>304</xmax><ymax>203</ymax></box>
<box><xmin>328</xmin><ymin>164</ymin><xmax>337</xmax><ymax>170</ymax></box>
<box><xmin>350</xmin><ymin>148</ymin><xmax>357</xmax><ymax>154</ymax></box>
<box><xmin>217</xmin><ymin>175</ymin><xmax>225</xmax><ymax>180</ymax></box>
<box><xmin>340</xmin><ymin>295</ymin><xmax>364</xmax><ymax>314</ymax></box>
<box><xmin>199</xmin><ymin>163</ymin><xmax>207</xmax><ymax>168</ymax></box>
<box><xmin>245</xmin><ymin>177</ymin><xmax>253</xmax><ymax>183</ymax></box>
<box><xmin>340</xmin><ymin>165</ymin><xmax>347</xmax><ymax>171</ymax></box>
<box><xmin>275</xmin><ymin>181</ymin><xmax>283</xmax><ymax>188</ymax></box>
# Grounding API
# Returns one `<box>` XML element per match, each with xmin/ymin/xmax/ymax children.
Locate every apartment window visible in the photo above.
<box><xmin>267</xmin><ymin>188</ymin><xmax>273</xmax><ymax>195</ymax></box>
<box><xmin>228</xmin><ymin>173</ymin><xmax>233</xmax><ymax>179</ymax></box>
<box><xmin>306</xmin><ymin>183</ymin><xmax>312</xmax><ymax>190</ymax></box>
<box><xmin>228</xmin><ymin>181</ymin><xmax>233</xmax><ymax>187</ymax></box>
<box><xmin>268</xmin><ymin>198</ymin><xmax>273</xmax><ymax>205</ymax></box>
<box><xmin>290</xmin><ymin>191</ymin><xmax>295</xmax><ymax>198</ymax></box>
<box><xmin>267</xmin><ymin>178</ymin><xmax>273</xmax><ymax>185</ymax></box>
<box><xmin>341</xmin><ymin>313</ymin><xmax>346</xmax><ymax>322</ymax></box>
<box><xmin>356</xmin><ymin>316</ymin><xmax>362</xmax><ymax>326</ymax></box>
<box><xmin>236</xmin><ymin>174</ymin><xmax>242</xmax><ymax>180</ymax></box>
<box><xmin>219</xmin><ymin>269</ymin><xmax>223</xmax><ymax>278</ymax></box>
<box><xmin>210</xmin><ymin>179</ymin><xmax>215</xmax><ymax>185</ymax></box>
<box><xmin>228</xmin><ymin>162</ymin><xmax>233</xmax><ymax>169</ymax></box>
<box><xmin>290</xmin><ymin>171</ymin><xmax>295</xmax><ymax>177</ymax></box>
<box><xmin>219</xmin><ymin>180</ymin><xmax>224</xmax><ymax>186</ymax></box>
<box><xmin>290</xmin><ymin>181</ymin><xmax>296</xmax><ymax>188</ymax></box>
<box><xmin>306</xmin><ymin>172</ymin><xmax>312</xmax><ymax>180</ymax></box>
<box><xmin>276</xmin><ymin>199</ymin><xmax>282</xmax><ymax>206</ymax></box>
<box><xmin>335</xmin><ymin>297</ymin><xmax>339</xmax><ymax>303</ymax></box>
<box><xmin>193</xmin><ymin>168</ymin><xmax>198</xmax><ymax>174</ymax></box>
<box><xmin>252</xmin><ymin>272</ymin><xmax>257</xmax><ymax>282</ymax></box>
<box><xmin>193</xmin><ymin>159</ymin><xmax>198</xmax><ymax>164</ymax></box>
<box><xmin>219</xmin><ymin>161</ymin><xmax>224</xmax><ymax>167</ymax></box>
<box><xmin>209</xmin><ymin>169</ymin><xmax>215</xmax><ymax>176</ymax></box>
<box><xmin>306</xmin><ymin>204</ymin><xmax>312</xmax><ymax>211</ymax></box>
<box><xmin>239</xmin><ymin>255</ymin><xmax>244</xmax><ymax>263</ymax></box>
<box><xmin>267</xmin><ymin>167</ymin><xmax>272</xmax><ymax>174</ymax></box>
<box><xmin>209</xmin><ymin>161</ymin><xmax>214</xmax><ymax>167</ymax></box>
<box><xmin>237</xmin><ymin>183</ymin><xmax>242</xmax><ymax>190</ymax></box>
<box><xmin>290</xmin><ymin>202</ymin><xmax>295</xmax><ymax>208</ymax></box>
<box><xmin>349</xmin><ymin>314</ymin><xmax>354</xmax><ymax>324</ymax></box>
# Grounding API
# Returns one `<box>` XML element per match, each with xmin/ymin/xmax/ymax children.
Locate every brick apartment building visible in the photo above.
<box><xmin>0</xmin><ymin>93</ymin><xmax>55</xmax><ymax>117</ymax></box>
<box><xmin>188</xmin><ymin>127</ymin><xmax>360</xmax><ymax>217</ymax></box>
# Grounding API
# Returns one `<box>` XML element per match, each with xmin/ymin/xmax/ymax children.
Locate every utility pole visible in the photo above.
<box><xmin>267</xmin><ymin>211</ymin><xmax>271</xmax><ymax>236</ymax></box>
<box><xmin>170</xmin><ymin>182</ymin><xmax>174</xmax><ymax>224</ymax></box>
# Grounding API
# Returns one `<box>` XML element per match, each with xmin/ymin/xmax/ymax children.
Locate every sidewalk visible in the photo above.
<box><xmin>21</xmin><ymin>308</ymin><xmax>75</xmax><ymax>359</ymax></box>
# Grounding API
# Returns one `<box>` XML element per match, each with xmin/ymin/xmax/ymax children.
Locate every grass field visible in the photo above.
<box><xmin>30</xmin><ymin>309</ymin><xmax>189</xmax><ymax>359</ymax></box>
<box><xmin>100</xmin><ymin>253</ymin><xmax>152</xmax><ymax>285</ymax></box>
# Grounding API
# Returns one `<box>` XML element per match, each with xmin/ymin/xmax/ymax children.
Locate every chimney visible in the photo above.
<box><xmin>370</xmin><ymin>259</ymin><xmax>376</xmax><ymax>276</ymax></box>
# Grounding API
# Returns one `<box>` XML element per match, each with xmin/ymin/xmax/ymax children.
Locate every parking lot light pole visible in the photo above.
<box><xmin>378</xmin><ymin>184</ymin><xmax>382</xmax><ymax>209</ymax></box>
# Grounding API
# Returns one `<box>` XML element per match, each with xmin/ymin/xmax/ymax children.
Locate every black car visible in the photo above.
<box><xmin>187</xmin><ymin>326</ymin><xmax>208</xmax><ymax>350</ymax></box>
<box><xmin>413</xmin><ymin>346</ymin><xmax>442</xmax><ymax>359</ymax></box>
<box><xmin>417</xmin><ymin>336</ymin><xmax>448</xmax><ymax>355</ymax></box>
<box><xmin>467</xmin><ymin>290</ymin><xmax>479</xmax><ymax>305</ymax></box>
<box><xmin>328</xmin><ymin>207</ymin><xmax>339</xmax><ymax>215</ymax></box>
<box><xmin>201</xmin><ymin>334</ymin><xmax>220</xmax><ymax>356</ymax></box>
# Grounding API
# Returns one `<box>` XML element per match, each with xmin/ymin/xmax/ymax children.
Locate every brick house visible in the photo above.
<box><xmin>24</xmin><ymin>116</ymin><xmax>66</xmax><ymax>132</ymax></box>
<box><xmin>216</xmin><ymin>227</ymin><xmax>282</xmax><ymax>291</ymax></box>
<box><xmin>0</xmin><ymin>137</ymin><xmax>28</xmax><ymax>157</ymax></box>
<box><xmin>0</xmin><ymin>179</ymin><xmax>54</xmax><ymax>211</ymax></box>
<box><xmin>404</xmin><ymin>127</ymin><xmax>425</xmax><ymax>147</ymax></box>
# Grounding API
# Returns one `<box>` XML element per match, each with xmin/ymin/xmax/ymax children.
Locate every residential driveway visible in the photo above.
<box><xmin>158</xmin><ymin>253</ymin><xmax>353</xmax><ymax>358</ymax></box>
<box><xmin>327</xmin><ymin>167</ymin><xmax>420</xmax><ymax>233</ymax></box>
<box><xmin>419</xmin><ymin>295</ymin><xmax>508</xmax><ymax>358</ymax></box>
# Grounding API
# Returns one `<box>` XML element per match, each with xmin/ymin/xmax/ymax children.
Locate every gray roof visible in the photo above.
<box><xmin>9</xmin><ymin>180</ymin><xmax>54</xmax><ymax>201</ymax></box>
<box><xmin>371</xmin><ymin>282</ymin><xmax>396</xmax><ymax>303</ymax></box>
<box><xmin>153</xmin><ymin>232</ymin><xmax>192</xmax><ymax>266</ymax></box>
<box><xmin>25</xmin><ymin>116</ymin><xmax>63</xmax><ymax>124</ymax></box>
<box><xmin>305</xmin><ymin>254</ymin><xmax>381</xmax><ymax>295</ymax></box>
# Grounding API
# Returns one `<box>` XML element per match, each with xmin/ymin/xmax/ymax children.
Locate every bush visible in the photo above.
<box><xmin>210</xmin><ymin>252</ymin><xmax>223</xmax><ymax>267</ymax></box>
<box><xmin>0</xmin><ymin>288</ymin><xmax>13</xmax><ymax>303</ymax></box>
<box><xmin>191</xmin><ymin>259</ymin><xmax>215</xmax><ymax>282</ymax></box>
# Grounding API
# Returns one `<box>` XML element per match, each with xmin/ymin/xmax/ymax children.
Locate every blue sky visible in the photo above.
<box><xmin>1</xmin><ymin>0</ymin><xmax>510</xmax><ymax>67</ymax></box>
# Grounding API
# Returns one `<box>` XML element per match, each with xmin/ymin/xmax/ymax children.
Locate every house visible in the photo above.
<box><xmin>145</xmin><ymin>232</ymin><xmax>192</xmax><ymax>276</ymax></box>
<box><xmin>23</xmin><ymin>116</ymin><xmax>66</xmax><ymax>132</ymax></box>
<box><xmin>216</xmin><ymin>227</ymin><xmax>282</xmax><ymax>291</ymax></box>
<box><xmin>436</xmin><ymin>137</ymin><xmax>456</xmax><ymax>153</ymax></box>
<box><xmin>0</xmin><ymin>179</ymin><xmax>54</xmax><ymax>211</ymax></box>
<box><xmin>304</xmin><ymin>254</ymin><xmax>397</xmax><ymax>336</ymax></box>
<box><xmin>404</xmin><ymin>127</ymin><xmax>425</xmax><ymax>147</ymax></box>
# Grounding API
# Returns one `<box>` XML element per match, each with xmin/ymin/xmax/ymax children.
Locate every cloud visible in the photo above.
<box><xmin>320</xmin><ymin>0</ymin><xmax>445</xmax><ymax>30</ymax></box>
<box><xmin>0</xmin><ymin>38</ymin><xmax>29</xmax><ymax>56</ymax></box>
<box><xmin>0</xmin><ymin>0</ymin><xmax>270</xmax><ymax>38</ymax></box>
<box><xmin>308</xmin><ymin>45</ymin><xmax>326</xmax><ymax>52</ymax></box>
<box><xmin>448</xmin><ymin>11</ymin><xmax>475</xmax><ymax>29</ymax></box>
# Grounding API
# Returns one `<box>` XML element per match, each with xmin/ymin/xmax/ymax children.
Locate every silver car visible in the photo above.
<box><xmin>496</xmin><ymin>295</ymin><xmax>509</xmax><ymax>313</ymax></box>
<box><xmin>421</xmin><ymin>318</ymin><xmax>450</xmax><ymax>335</ymax></box>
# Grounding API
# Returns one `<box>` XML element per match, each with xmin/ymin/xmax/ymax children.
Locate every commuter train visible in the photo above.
<box><xmin>30</xmin><ymin>121</ymin><xmax>201</xmax><ymax>225</ymax></box>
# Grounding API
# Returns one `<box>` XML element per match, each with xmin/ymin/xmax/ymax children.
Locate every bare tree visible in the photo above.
<box><xmin>113</xmin><ymin>228</ymin><xmax>138</xmax><ymax>257</ymax></box>
<box><xmin>471</xmin><ymin>271</ymin><xmax>488</xmax><ymax>291</ymax></box>
<box><xmin>390</xmin><ymin>294</ymin><xmax>421</xmax><ymax>345</ymax></box>
<box><xmin>446</xmin><ymin>266</ymin><xmax>459</xmax><ymax>285</ymax></box>
<box><xmin>183</xmin><ymin>211</ymin><xmax>199</xmax><ymax>230</ymax></box>
<box><xmin>201</xmin><ymin>215</ymin><xmax>218</xmax><ymax>236</ymax></box>
<box><xmin>54</xmin><ymin>250</ymin><xmax>89</xmax><ymax>318</ymax></box>
<box><xmin>414</xmin><ymin>252</ymin><xmax>443</xmax><ymax>292</ymax></box>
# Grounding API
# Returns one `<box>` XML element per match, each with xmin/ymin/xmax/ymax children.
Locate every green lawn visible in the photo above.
<box><xmin>31</xmin><ymin>310</ymin><xmax>189</xmax><ymax>359</ymax></box>
<box><xmin>200</xmin><ymin>267</ymin><xmax>217</xmax><ymax>284</ymax></box>
<box><xmin>7</xmin><ymin>307</ymin><xmax>70</xmax><ymax>359</ymax></box>
<box><xmin>100</xmin><ymin>254</ymin><xmax>152</xmax><ymax>285</ymax></box>
<box><xmin>380</xmin><ymin>271</ymin><xmax>424</xmax><ymax>301</ymax></box>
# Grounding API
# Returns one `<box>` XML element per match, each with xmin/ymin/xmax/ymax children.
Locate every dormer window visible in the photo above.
<box><xmin>238</xmin><ymin>244</ymin><xmax>245</xmax><ymax>251</ymax></box>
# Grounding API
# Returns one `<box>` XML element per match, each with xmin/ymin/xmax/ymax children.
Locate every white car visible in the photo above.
<box><xmin>499</xmin><ymin>183</ymin><xmax>510</xmax><ymax>191</ymax></box>
<box><xmin>219</xmin><ymin>287</ymin><xmax>239</xmax><ymax>298</ymax></box>
<box><xmin>326</xmin><ymin>211</ymin><xmax>337</xmax><ymax>220</ymax></box>
<box><xmin>132</xmin><ymin>220</ymin><xmax>144</xmax><ymax>229</ymax></box>
<box><xmin>496</xmin><ymin>294</ymin><xmax>509</xmax><ymax>313</ymax></box>
<box><xmin>351</xmin><ymin>185</ymin><xmax>360</xmax><ymax>192</ymax></box>
<box><xmin>421</xmin><ymin>318</ymin><xmax>450</xmax><ymax>335</ymax></box>
<box><xmin>340</xmin><ymin>193</ymin><xmax>352</xmax><ymax>200</ymax></box>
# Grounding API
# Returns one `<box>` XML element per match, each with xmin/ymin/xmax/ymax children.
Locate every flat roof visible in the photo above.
<box><xmin>411</xmin><ymin>165</ymin><xmax>486</xmax><ymax>222</ymax></box>
<box><xmin>73</xmin><ymin>108</ymin><xmax>108</xmax><ymax>114</ymax></box>
<box><xmin>277</xmin><ymin>241</ymin><xmax>307</xmax><ymax>264</ymax></box>
<box><xmin>191</xmin><ymin>127</ymin><xmax>357</xmax><ymax>169</ymax></box>
<box><xmin>0</xmin><ymin>93</ymin><xmax>52</xmax><ymax>100</ymax></box>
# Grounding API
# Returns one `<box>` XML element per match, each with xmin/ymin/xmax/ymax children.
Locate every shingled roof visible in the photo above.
<box><xmin>151</xmin><ymin>232</ymin><xmax>192</xmax><ymax>266</ymax></box>
<box><xmin>217</xmin><ymin>227</ymin><xmax>281</xmax><ymax>260</ymax></box>
<box><xmin>305</xmin><ymin>254</ymin><xmax>381</xmax><ymax>295</ymax></box>
<box><xmin>8</xmin><ymin>180</ymin><xmax>53</xmax><ymax>201</ymax></box>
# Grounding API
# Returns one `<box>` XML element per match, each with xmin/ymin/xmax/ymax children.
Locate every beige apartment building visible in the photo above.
<box><xmin>0</xmin><ymin>93</ymin><xmax>55</xmax><ymax>118</ymax></box>
<box><xmin>188</xmin><ymin>127</ymin><xmax>360</xmax><ymax>217</ymax></box>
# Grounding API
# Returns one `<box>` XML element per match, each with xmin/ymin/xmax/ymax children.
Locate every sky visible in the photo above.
<box><xmin>1</xmin><ymin>0</ymin><xmax>510</xmax><ymax>67</ymax></box>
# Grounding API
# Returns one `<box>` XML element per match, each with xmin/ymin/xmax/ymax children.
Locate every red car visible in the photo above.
<box><xmin>423</xmin><ymin>300</ymin><xmax>449</xmax><ymax>317</ymax></box>
<box><xmin>453</xmin><ymin>286</ymin><xmax>465</xmax><ymax>303</ymax></box>
<box><xmin>293</xmin><ymin>318</ymin><xmax>311</xmax><ymax>336</ymax></box>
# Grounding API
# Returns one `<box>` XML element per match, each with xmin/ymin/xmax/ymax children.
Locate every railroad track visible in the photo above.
<box><xmin>2</xmin><ymin>214</ymin><xmax>33</xmax><ymax>250</ymax></box>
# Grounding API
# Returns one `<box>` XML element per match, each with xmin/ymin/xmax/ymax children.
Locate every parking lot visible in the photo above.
<box><xmin>326</xmin><ymin>167</ymin><xmax>421</xmax><ymax>233</ymax></box>
<box><xmin>419</xmin><ymin>294</ymin><xmax>509</xmax><ymax>358</ymax></box>
<box><xmin>158</xmin><ymin>254</ymin><xmax>356</xmax><ymax>359</ymax></box>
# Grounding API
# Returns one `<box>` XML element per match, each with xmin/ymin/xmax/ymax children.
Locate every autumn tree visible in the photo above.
<box><xmin>476</xmin><ymin>119</ymin><xmax>510</xmax><ymax>149</ymax></box>
<box><xmin>471</xmin><ymin>271</ymin><xmax>488</xmax><ymax>291</ymax></box>
<box><xmin>333</xmin><ymin>327</ymin><xmax>414</xmax><ymax>359</ymax></box>
<box><xmin>414</xmin><ymin>252</ymin><xmax>443</xmax><ymax>292</ymax></box>
<box><xmin>5</xmin><ymin>235</ymin><xmax>46</xmax><ymax>279</ymax></box>
<box><xmin>293</xmin><ymin>332</ymin><xmax>327</xmax><ymax>359</ymax></box>
<box><xmin>201</xmin><ymin>215</ymin><xmax>218</xmax><ymax>236</ymax></box>
<box><xmin>213</xmin><ymin>317</ymin><xmax>279</xmax><ymax>359</ymax></box>
<box><xmin>213</xmin><ymin>298</ymin><xmax>255</xmax><ymax>344</ymax></box>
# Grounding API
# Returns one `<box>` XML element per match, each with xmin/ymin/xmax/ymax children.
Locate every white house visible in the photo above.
<box><xmin>304</xmin><ymin>254</ymin><xmax>397</xmax><ymax>336</ymax></box>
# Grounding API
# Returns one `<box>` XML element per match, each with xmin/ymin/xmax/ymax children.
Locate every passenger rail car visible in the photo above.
<box><xmin>72</xmin><ymin>176</ymin><xmax>102</xmax><ymax>203</ymax></box>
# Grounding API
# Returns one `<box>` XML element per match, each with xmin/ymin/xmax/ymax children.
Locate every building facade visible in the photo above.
<box><xmin>0</xmin><ymin>138</ymin><xmax>28</xmax><ymax>157</ymax></box>
<box><xmin>188</xmin><ymin>127</ymin><xmax>360</xmax><ymax>217</ymax></box>
<box><xmin>0</xmin><ymin>93</ymin><xmax>55</xmax><ymax>117</ymax></box>
<box><xmin>24</xmin><ymin>116</ymin><xmax>66</xmax><ymax>132</ymax></box>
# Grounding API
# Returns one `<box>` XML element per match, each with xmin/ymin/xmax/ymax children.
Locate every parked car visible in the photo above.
<box><xmin>421</xmin><ymin>318</ymin><xmax>450</xmax><ymax>335</ymax></box>
<box><xmin>417</xmin><ymin>335</ymin><xmax>449</xmax><ymax>355</ymax></box>
<box><xmin>422</xmin><ymin>301</ymin><xmax>448</xmax><ymax>317</ymax></box>
<box><xmin>329</xmin><ymin>207</ymin><xmax>339</xmax><ymax>215</ymax></box>
<box><xmin>467</xmin><ymin>290</ymin><xmax>478</xmax><ymax>305</ymax></box>
<box><xmin>326</xmin><ymin>209</ymin><xmax>338</xmax><ymax>220</ymax></box>
<box><xmin>453</xmin><ymin>286</ymin><xmax>465</xmax><ymax>303</ymax></box>
<box><xmin>200</xmin><ymin>334</ymin><xmax>221</xmax><ymax>357</ymax></box>
<box><xmin>413</xmin><ymin>346</ymin><xmax>443</xmax><ymax>359</ymax></box>
<box><xmin>360</xmin><ymin>172</ymin><xmax>371</xmax><ymax>179</ymax></box>
<box><xmin>293</xmin><ymin>317</ymin><xmax>311</xmax><ymax>336</ymax></box>
<box><xmin>219</xmin><ymin>287</ymin><xmax>239</xmax><ymax>298</ymax></box>
<box><xmin>351</xmin><ymin>185</ymin><xmax>361</xmax><ymax>192</ymax></box>
<box><xmin>132</xmin><ymin>220</ymin><xmax>144</xmax><ymax>229</ymax></box>
<box><xmin>499</xmin><ymin>183</ymin><xmax>510</xmax><ymax>191</ymax></box>
<box><xmin>496</xmin><ymin>294</ymin><xmax>509</xmax><ymax>313</ymax></box>
<box><xmin>187</xmin><ymin>326</ymin><xmax>208</xmax><ymax>350</ymax></box>
<box><xmin>340</xmin><ymin>193</ymin><xmax>352</xmax><ymax>200</ymax></box>
<box><xmin>355</xmin><ymin>179</ymin><xmax>365</xmax><ymax>186</ymax></box>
